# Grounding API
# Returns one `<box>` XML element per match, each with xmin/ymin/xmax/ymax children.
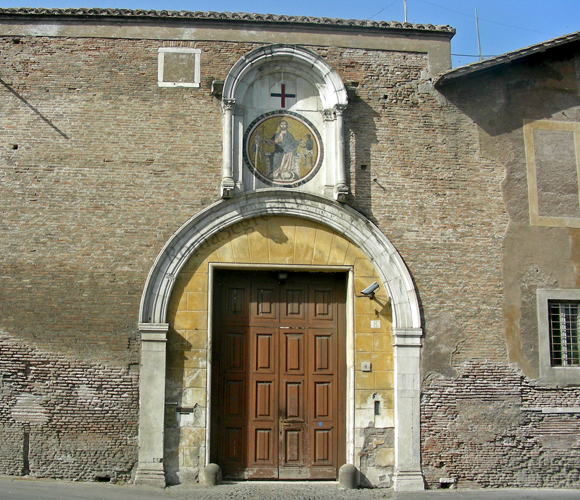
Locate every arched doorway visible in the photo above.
<box><xmin>135</xmin><ymin>190</ymin><xmax>424</xmax><ymax>491</ymax></box>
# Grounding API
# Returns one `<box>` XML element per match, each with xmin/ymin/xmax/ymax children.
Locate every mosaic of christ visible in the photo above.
<box><xmin>245</xmin><ymin>113</ymin><xmax>321</xmax><ymax>186</ymax></box>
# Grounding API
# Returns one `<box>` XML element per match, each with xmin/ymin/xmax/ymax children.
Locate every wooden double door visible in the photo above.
<box><xmin>211</xmin><ymin>270</ymin><xmax>346</xmax><ymax>479</ymax></box>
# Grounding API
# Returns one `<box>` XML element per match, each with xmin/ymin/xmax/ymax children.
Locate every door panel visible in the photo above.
<box><xmin>212</xmin><ymin>271</ymin><xmax>345</xmax><ymax>480</ymax></box>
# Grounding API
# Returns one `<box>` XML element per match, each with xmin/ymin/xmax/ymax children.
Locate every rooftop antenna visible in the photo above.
<box><xmin>475</xmin><ymin>7</ymin><xmax>483</xmax><ymax>61</ymax></box>
<box><xmin>404</xmin><ymin>0</ymin><xmax>408</xmax><ymax>22</ymax></box>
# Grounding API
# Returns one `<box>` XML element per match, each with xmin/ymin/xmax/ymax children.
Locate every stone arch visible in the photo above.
<box><xmin>222</xmin><ymin>44</ymin><xmax>347</xmax><ymax>110</ymax></box>
<box><xmin>136</xmin><ymin>190</ymin><xmax>424</xmax><ymax>491</ymax></box>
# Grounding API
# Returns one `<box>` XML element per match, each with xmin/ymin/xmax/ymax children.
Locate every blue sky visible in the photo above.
<box><xmin>2</xmin><ymin>0</ymin><xmax>580</xmax><ymax>67</ymax></box>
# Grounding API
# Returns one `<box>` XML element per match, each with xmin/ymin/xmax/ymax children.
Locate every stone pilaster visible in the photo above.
<box><xmin>135</xmin><ymin>323</ymin><xmax>169</xmax><ymax>487</ymax></box>
<box><xmin>393</xmin><ymin>327</ymin><xmax>424</xmax><ymax>491</ymax></box>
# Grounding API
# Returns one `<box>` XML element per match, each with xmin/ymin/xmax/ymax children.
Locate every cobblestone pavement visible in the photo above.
<box><xmin>166</xmin><ymin>483</ymin><xmax>580</xmax><ymax>500</ymax></box>
<box><xmin>1</xmin><ymin>478</ymin><xmax>580</xmax><ymax>500</ymax></box>
<box><xmin>167</xmin><ymin>482</ymin><xmax>390</xmax><ymax>500</ymax></box>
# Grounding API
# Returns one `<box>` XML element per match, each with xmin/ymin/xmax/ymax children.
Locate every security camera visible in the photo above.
<box><xmin>360</xmin><ymin>281</ymin><xmax>379</xmax><ymax>299</ymax></box>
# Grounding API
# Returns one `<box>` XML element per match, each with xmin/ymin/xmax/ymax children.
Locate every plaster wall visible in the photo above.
<box><xmin>423</xmin><ymin>47</ymin><xmax>580</xmax><ymax>489</ymax></box>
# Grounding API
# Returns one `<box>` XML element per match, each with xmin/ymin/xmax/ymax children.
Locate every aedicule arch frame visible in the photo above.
<box><xmin>219</xmin><ymin>45</ymin><xmax>349</xmax><ymax>201</ymax></box>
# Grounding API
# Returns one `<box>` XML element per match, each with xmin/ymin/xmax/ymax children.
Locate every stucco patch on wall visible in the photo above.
<box><xmin>524</xmin><ymin>120</ymin><xmax>580</xmax><ymax>228</ymax></box>
<box><xmin>422</xmin><ymin>311</ymin><xmax>466</xmax><ymax>379</ymax></box>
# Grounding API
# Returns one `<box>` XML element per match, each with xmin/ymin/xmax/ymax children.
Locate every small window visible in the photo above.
<box><xmin>537</xmin><ymin>289</ymin><xmax>580</xmax><ymax>385</ymax></box>
<box><xmin>548</xmin><ymin>300</ymin><xmax>580</xmax><ymax>366</ymax></box>
<box><xmin>157</xmin><ymin>48</ymin><xmax>201</xmax><ymax>88</ymax></box>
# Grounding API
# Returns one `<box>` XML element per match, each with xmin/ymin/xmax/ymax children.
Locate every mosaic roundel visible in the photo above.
<box><xmin>243</xmin><ymin>111</ymin><xmax>324</xmax><ymax>187</ymax></box>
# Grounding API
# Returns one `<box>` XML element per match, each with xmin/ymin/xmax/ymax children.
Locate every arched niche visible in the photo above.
<box><xmin>220</xmin><ymin>45</ymin><xmax>349</xmax><ymax>201</ymax></box>
<box><xmin>135</xmin><ymin>190</ymin><xmax>424</xmax><ymax>492</ymax></box>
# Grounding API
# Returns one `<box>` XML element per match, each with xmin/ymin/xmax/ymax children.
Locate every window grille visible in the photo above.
<box><xmin>548</xmin><ymin>300</ymin><xmax>580</xmax><ymax>366</ymax></box>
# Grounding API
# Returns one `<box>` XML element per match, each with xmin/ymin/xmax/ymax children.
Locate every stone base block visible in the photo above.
<box><xmin>134</xmin><ymin>463</ymin><xmax>166</xmax><ymax>487</ymax></box>
<box><xmin>393</xmin><ymin>470</ymin><xmax>424</xmax><ymax>491</ymax></box>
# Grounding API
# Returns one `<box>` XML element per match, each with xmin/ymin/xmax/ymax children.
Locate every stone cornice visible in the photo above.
<box><xmin>0</xmin><ymin>7</ymin><xmax>455</xmax><ymax>35</ymax></box>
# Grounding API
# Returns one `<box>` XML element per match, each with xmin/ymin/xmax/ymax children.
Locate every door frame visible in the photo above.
<box><xmin>206</xmin><ymin>263</ymin><xmax>355</xmax><ymax>471</ymax></box>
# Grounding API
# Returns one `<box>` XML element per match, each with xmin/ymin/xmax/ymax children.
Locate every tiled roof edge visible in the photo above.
<box><xmin>436</xmin><ymin>31</ymin><xmax>580</xmax><ymax>87</ymax></box>
<box><xmin>0</xmin><ymin>7</ymin><xmax>455</xmax><ymax>33</ymax></box>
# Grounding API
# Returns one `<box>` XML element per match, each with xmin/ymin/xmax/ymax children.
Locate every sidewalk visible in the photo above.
<box><xmin>1</xmin><ymin>477</ymin><xmax>579</xmax><ymax>500</ymax></box>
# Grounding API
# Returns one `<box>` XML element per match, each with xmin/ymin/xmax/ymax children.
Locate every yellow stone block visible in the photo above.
<box><xmin>377</xmin><ymin>302</ymin><xmax>393</xmax><ymax>323</ymax></box>
<box><xmin>166</xmin><ymin>350</ymin><xmax>186</xmax><ymax>369</ymax></box>
<box><xmin>268</xmin><ymin>216</ymin><xmax>295</xmax><ymax>243</ymax></box>
<box><xmin>356</xmin><ymin>352</ymin><xmax>373</xmax><ymax>366</ymax></box>
<box><xmin>293</xmin><ymin>221</ymin><xmax>318</xmax><ymax>264</ymax></box>
<box><xmin>355</xmin><ymin>313</ymin><xmax>377</xmax><ymax>334</ymax></box>
<box><xmin>184</xmin><ymin>368</ymin><xmax>207</xmax><ymax>389</ymax></box>
<box><xmin>248</xmin><ymin>228</ymin><xmax>270</xmax><ymax>263</ymax></box>
<box><xmin>183</xmin><ymin>254</ymin><xmax>209</xmax><ymax>275</ymax></box>
<box><xmin>374</xmin><ymin>371</ymin><xmax>394</xmax><ymax>390</ymax></box>
<box><xmin>174</xmin><ymin>311</ymin><xmax>208</xmax><ymax>331</ymax></box>
<box><xmin>180</xmin><ymin>272</ymin><xmax>208</xmax><ymax>293</ymax></box>
<box><xmin>355</xmin><ymin>296</ymin><xmax>381</xmax><ymax>316</ymax></box>
<box><xmin>356</xmin><ymin>371</ymin><xmax>375</xmax><ymax>390</ymax></box>
<box><xmin>354</xmin><ymin>258</ymin><xmax>376</xmax><ymax>278</ymax></box>
<box><xmin>181</xmin><ymin>349</ymin><xmax>207</xmax><ymax>369</ymax></box>
<box><xmin>355</xmin><ymin>390</ymin><xmax>374</xmax><ymax>409</ymax></box>
<box><xmin>167</xmin><ymin>329</ymin><xmax>190</xmax><ymax>351</ymax></box>
<box><xmin>374</xmin><ymin>332</ymin><xmax>394</xmax><ymax>352</ymax></box>
<box><xmin>312</xmin><ymin>229</ymin><xmax>333</xmax><ymax>265</ymax></box>
<box><xmin>344</xmin><ymin>243</ymin><xmax>366</xmax><ymax>265</ymax></box>
<box><xmin>182</xmin><ymin>387</ymin><xmax>206</xmax><ymax>407</ymax></box>
<box><xmin>374</xmin><ymin>390</ymin><xmax>394</xmax><ymax>409</ymax></box>
<box><xmin>372</xmin><ymin>351</ymin><xmax>394</xmax><ymax>371</ymax></box>
<box><xmin>180</xmin><ymin>427</ymin><xmax>206</xmax><ymax>448</ymax></box>
<box><xmin>168</xmin><ymin>292</ymin><xmax>188</xmax><ymax>318</ymax></box>
<box><xmin>269</xmin><ymin>221</ymin><xmax>295</xmax><ymax>264</ymax></box>
<box><xmin>204</xmin><ymin>248</ymin><xmax>221</xmax><ymax>264</ymax></box>
<box><xmin>355</xmin><ymin>333</ymin><xmax>374</xmax><ymax>352</ymax></box>
<box><xmin>216</xmin><ymin>240</ymin><xmax>235</xmax><ymax>263</ymax></box>
<box><xmin>185</xmin><ymin>329</ymin><xmax>208</xmax><ymax>350</ymax></box>
<box><xmin>379</xmin><ymin>409</ymin><xmax>395</xmax><ymax>427</ymax></box>
<box><xmin>165</xmin><ymin>381</ymin><xmax>183</xmax><ymax>403</ymax></box>
<box><xmin>180</xmin><ymin>447</ymin><xmax>196</xmax><ymax>468</ymax></box>
<box><xmin>327</xmin><ymin>235</ymin><xmax>349</xmax><ymax>265</ymax></box>
<box><xmin>166</xmin><ymin>367</ymin><xmax>185</xmax><ymax>386</ymax></box>
<box><xmin>186</xmin><ymin>292</ymin><xmax>208</xmax><ymax>312</ymax></box>
<box><xmin>230</xmin><ymin>233</ymin><xmax>251</xmax><ymax>263</ymax></box>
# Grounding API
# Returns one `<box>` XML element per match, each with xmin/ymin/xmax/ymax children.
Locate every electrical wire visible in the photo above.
<box><xmin>368</xmin><ymin>0</ymin><xmax>400</xmax><ymax>20</ymax></box>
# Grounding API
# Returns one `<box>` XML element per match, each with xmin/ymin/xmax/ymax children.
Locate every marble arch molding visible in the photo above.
<box><xmin>220</xmin><ymin>45</ymin><xmax>350</xmax><ymax>202</ymax></box>
<box><xmin>136</xmin><ymin>190</ymin><xmax>424</xmax><ymax>491</ymax></box>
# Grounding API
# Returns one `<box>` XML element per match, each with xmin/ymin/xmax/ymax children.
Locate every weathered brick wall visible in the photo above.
<box><xmin>422</xmin><ymin>360</ymin><xmax>580</xmax><ymax>488</ymax></box>
<box><xmin>421</xmin><ymin>48</ymin><xmax>580</xmax><ymax>489</ymax></box>
<box><xmin>2</xmin><ymin>28</ymin><xmax>578</xmax><ymax>487</ymax></box>
<box><xmin>0</xmin><ymin>33</ymin><xmax>509</xmax><ymax>483</ymax></box>
<box><xmin>0</xmin><ymin>332</ymin><xmax>138</xmax><ymax>480</ymax></box>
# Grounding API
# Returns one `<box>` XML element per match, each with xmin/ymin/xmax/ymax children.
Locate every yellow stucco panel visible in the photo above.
<box><xmin>164</xmin><ymin>215</ymin><xmax>394</xmax><ymax>470</ymax></box>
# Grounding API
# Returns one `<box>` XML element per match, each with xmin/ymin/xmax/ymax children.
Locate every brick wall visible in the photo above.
<box><xmin>0</xmin><ymin>332</ymin><xmax>138</xmax><ymax>480</ymax></box>
<box><xmin>1</xmin><ymin>30</ymin><xmax>579</xmax><ymax>487</ymax></box>
<box><xmin>422</xmin><ymin>360</ymin><xmax>580</xmax><ymax>488</ymax></box>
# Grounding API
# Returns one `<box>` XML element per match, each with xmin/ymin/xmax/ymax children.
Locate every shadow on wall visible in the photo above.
<box><xmin>436</xmin><ymin>49</ymin><xmax>580</xmax><ymax>138</ymax></box>
<box><xmin>345</xmin><ymin>96</ymin><xmax>379</xmax><ymax>221</ymax></box>
<box><xmin>164</xmin><ymin>276</ymin><xmax>195</xmax><ymax>486</ymax></box>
